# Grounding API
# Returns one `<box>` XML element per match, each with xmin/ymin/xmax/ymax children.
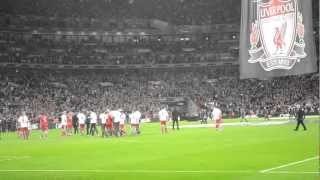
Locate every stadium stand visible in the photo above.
<box><xmin>0</xmin><ymin>0</ymin><xmax>318</xmax><ymax>131</ymax></box>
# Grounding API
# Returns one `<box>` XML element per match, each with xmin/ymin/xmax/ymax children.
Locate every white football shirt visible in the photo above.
<box><xmin>77</xmin><ymin>113</ymin><xmax>86</xmax><ymax>124</ymax></box>
<box><xmin>90</xmin><ymin>112</ymin><xmax>97</xmax><ymax>124</ymax></box>
<box><xmin>61</xmin><ymin>114</ymin><xmax>67</xmax><ymax>126</ymax></box>
<box><xmin>99</xmin><ymin>113</ymin><xmax>106</xmax><ymax>124</ymax></box>
<box><xmin>159</xmin><ymin>109</ymin><xmax>169</xmax><ymax>121</ymax></box>
<box><xmin>111</xmin><ymin>110</ymin><xmax>121</xmax><ymax>123</ymax></box>
<box><xmin>18</xmin><ymin>115</ymin><xmax>29</xmax><ymax>128</ymax></box>
<box><xmin>212</xmin><ymin>108</ymin><xmax>222</xmax><ymax>120</ymax></box>
<box><xmin>120</xmin><ymin>113</ymin><xmax>126</xmax><ymax>125</ymax></box>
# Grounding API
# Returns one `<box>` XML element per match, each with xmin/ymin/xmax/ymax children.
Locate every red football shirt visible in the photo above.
<box><xmin>39</xmin><ymin>115</ymin><xmax>48</xmax><ymax>128</ymax></box>
<box><xmin>106</xmin><ymin>114</ymin><xmax>113</xmax><ymax>128</ymax></box>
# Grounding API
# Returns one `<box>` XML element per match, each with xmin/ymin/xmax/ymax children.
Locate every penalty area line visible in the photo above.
<box><xmin>260</xmin><ymin>156</ymin><xmax>319</xmax><ymax>173</ymax></box>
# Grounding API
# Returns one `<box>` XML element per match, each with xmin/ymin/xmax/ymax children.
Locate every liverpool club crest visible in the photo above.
<box><xmin>248</xmin><ymin>0</ymin><xmax>306</xmax><ymax>71</ymax></box>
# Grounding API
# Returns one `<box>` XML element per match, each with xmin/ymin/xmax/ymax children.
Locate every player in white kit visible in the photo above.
<box><xmin>18</xmin><ymin>111</ymin><xmax>29</xmax><ymax>140</ymax></box>
<box><xmin>211</xmin><ymin>103</ymin><xmax>223</xmax><ymax>131</ymax></box>
<box><xmin>99</xmin><ymin>112</ymin><xmax>106</xmax><ymax>137</ymax></box>
<box><xmin>119</xmin><ymin>110</ymin><xmax>126</xmax><ymax>136</ymax></box>
<box><xmin>89</xmin><ymin>111</ymin><xmax>98</xmax><ymax>136</ymax></box>
<box><xmin>77</xmin><ymin>111</ymin><xmax>86</xmax><ymax>135</ymax></box>
<box><xmin>60</xmin><ymin>111</ymin><xmax>67</xmax><ymax>136</ymax></box>
<box><xmin>130</xmin><ymin>111</ymin><xmax>141</xmax><ymax>135</ymax></box>
<box><xmin>111</xmin><ymin>109</ymin><xmax>121</xmax><ymax>137</ymax></box>
<box><xmin>159</xmin><ymin>108</ymin><xmax>169</xmax><ymax>134</ymax></box>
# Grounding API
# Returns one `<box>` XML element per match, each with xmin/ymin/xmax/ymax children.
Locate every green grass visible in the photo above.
<box><xmin>0</xmin><ymin>119</ymin><xmax>319</xmax><ymax>180</ymax></box>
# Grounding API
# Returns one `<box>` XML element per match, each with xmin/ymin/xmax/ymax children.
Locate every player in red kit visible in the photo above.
<box><xmin>105</xmin><ymin>110</ymin><xmax>113</xmax><ymax>137</ymax></box>
<box><xmin>39</xmin><ymin>112</ymin><xmax>49</xmax><ymax>139</ymax></box>
<box><xmin>67</xmin><ymin>112</ymin><xmax>73</xmax><ymax>136</ymax></box>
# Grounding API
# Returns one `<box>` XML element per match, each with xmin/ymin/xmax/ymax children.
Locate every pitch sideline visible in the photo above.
<box><xmin>0</xmin><ymin>169</ymin><xmax>318</xmax><ymax>174</ymax></box>
<box><xmin>260</xmin><ymin>156</ymin><xmax>319</xmax><ymax>173</ymax></box>
<box><xmin>0</xmin><ymin>156</ymin><xmax>31</xmax><ymax>162</ymax></box>
<box><xmin>180</xmin><ymin>121</ymin><xmax>290</xmax><ymax>128</ymax></box>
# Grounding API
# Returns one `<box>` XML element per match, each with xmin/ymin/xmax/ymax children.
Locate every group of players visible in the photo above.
<box><xmin>15</xmin><ymin>104</ymin><xmax>224</xmax><ymax>140</ymax></box>
<box><xmin>58</xmin><ymin>109</ymin><xmax>143</xmax><ymax>137</ymax></box>
<box><xmin>16</xmin><ymin>108</ymin><xmax>145</xmax><ymax>140</ymax></box>
<box><xmin>13</xmin><ymin>102</ymin><xmax>310</xmax><ymax>141</ymax></box>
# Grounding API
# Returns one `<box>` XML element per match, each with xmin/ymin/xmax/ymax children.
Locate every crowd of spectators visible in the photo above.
<box><xmin>0</xmin><ymin>0</ymin><xmax>317</xmax><ymax>66</ymax></box>
<box><xmin>0</xmin><ymin>0</ymin><xmax>317</xmax><ymax>29</ymax></box>
<box><xmin>0</xmin><ymin>32</ymin><xmax>237</xmax><ymax>65</ymax></box>
<box><xmin>0</xmin><ymin>0</ymin><xmax>241</xmax><ymax>28</ymax></box>
<box><xmin>0</xmin><ymin>68</ymin><xmax>318</xmax><ymax>130</ymax></box>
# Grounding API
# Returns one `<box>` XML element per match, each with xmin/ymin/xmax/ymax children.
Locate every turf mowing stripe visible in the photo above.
<box><xmin>260</xmin><ymin>156</ymin><xmax>319</xmax><ymax>173</ymax></box>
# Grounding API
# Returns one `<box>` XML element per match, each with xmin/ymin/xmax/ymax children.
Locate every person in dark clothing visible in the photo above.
<box><xmin>288</xmin><ymin>106</ymin><xmax>295</xmax><ymax>121</ymax></box>
<box><xmin>294</xmin><ymin>105</ymin><xmax>307</xmax><ymax>131</ymax></box>
<box><xmin>200</xmin><ymin>109</ymin><xmax>208</xmax><ymax>124</ymax></box>
<box><xmin>0</xmin><ymin>119</ymin><xmax>2</xmax><ymax>140</ymax></box>
<box><xmin>72</xmin><ymin>114</ymin><xmax>79</xmax><ymax>134</ymax></box>
<box><xmin>172</xmin><ymin>108</ymin><xmax>180</xmax><ymax>130</ymax></box>
<box><xmin>85</xmin><ymin>113</ymin><xmax>91</xmax><ymax>135</ymax></box>
<box><xmin>240</xmin><ymin>107</ymin><xmax>248</xmax><ymax>123</ymax></box>
<box><xmin>263</xmin><ymin>107</ymin><xmax>270</xmax><ymax>121</ymax></box>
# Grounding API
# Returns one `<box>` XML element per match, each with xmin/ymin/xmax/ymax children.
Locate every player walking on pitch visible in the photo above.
<box><xmin>99</xmin><ymin>111</ymin><xmax>107</xmax><ymax>137</ymax></box>
<box><xmin>212</xmin><ymin>104</ymin><xmax>223</xmax><ymax>131</ymax></box>
<box><xmin>240</xmin><ymin>107</ymin><xmax>248</xmax><ymax>123</ymax></box>
<box><xmin>39</xmin><ymin>112</ymin><xmax>49</xmax><ymax>139</ymax></box>
<box><xmin>60</xmin><ymin>111</ymin><xmax>67</xmax><ymax>136</ymax></box>
<box><xmin>77</xmin><ymin>111</ymin><xmax>86</xmax><ymax>135</ymax></box>
<box><xmin>85</xmin><ymin>111</ymin><xmax>91</xmax><ymax>135</ymax></box>
<box><xmin>66</xmin><ymin>111</ymin><xmax>73</xmax><ymax>136</ymax></box>
<box><xmin>106</xmin><ymin>110</ymin><xmax>113</xmax><ymax>136</ymax></box>
<box><xmin>130</xmin><ymin>111</ymin><xmax>141</xmax><ymax>135</ymax></box>
<box><xmin>16</xmin><ymin>116</ymin><xmax>22</xmax><ymax>138</ymax></box>
<box><xmin>89</xmin><ymin>110</ymin><xmax>98</xmax><ymax>136</ymax></box>
<box><xmin>18</xmin><ymin>111</ymin><xmax>29</xmax><ymax>140</ymax></box>
<box><xmin>135</xmin><ymin>111</ymin><xmax>142</xmax><ymax>134</ymax></box>
<box><xmin>111</xmin><ymin>109</ymin><xmax>121</xmax><ymax>137</ymax></box>
<box><xmin>159</xmin><ymin>107</ymin><xmax>169</xmax><ymax>134</ymax></box>
<box><xmin>119</xmin><ymin>110</ymin><xmax>126</xmax><ymax>136</ymax></box>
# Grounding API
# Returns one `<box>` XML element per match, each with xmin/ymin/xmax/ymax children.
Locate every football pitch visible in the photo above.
<box><xmin>0</xmin><ymin>118</ymin><xmax>319</xmax><ymax>180</ymax></box>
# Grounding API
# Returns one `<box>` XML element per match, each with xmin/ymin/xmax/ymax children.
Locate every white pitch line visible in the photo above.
<box><xmin>266</xmin><ymin>171</ymin><xmax>320</xmax><ymax>174</ymax></box>
<box><xmin>260</xmin><ymin>156</ymin><xmax>319</xmax><ymax>173</ymax></box>
<box><xmin>0</xmin><ymin>169</ymin><xmax>254</xmax><ymax>174</ymax></box>
<box><xmin>0</xmin><ymin>156</ymin><xmax>31</xmax><ymax>162</ymax></box>
<box><xmin>0</xmin><ymin>156</ymin><xmax>30</xmax><ymax>158</ymax></box>
<box><xmin>0</xmin><ymin>169</ymin><xmax>317</xmax><ymax>175</ymax></box>
<box><xmin>181</xmin><ymin>121</ymin><xmax>290</xmax><ymax>128</ymax></box>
